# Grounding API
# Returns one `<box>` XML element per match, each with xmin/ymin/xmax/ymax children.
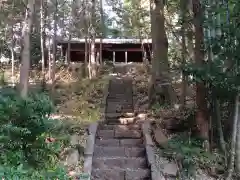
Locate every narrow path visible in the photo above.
<box><xmin>91</xmin><ymin>65</ymin><xmax>151</xmax><ymax>180</ymax></box>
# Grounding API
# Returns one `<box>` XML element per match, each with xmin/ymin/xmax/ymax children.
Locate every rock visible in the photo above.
<box><xmin>194</xmin><ymin>170</ymin><xmax>216</xmax><ymax>180</ymax></box>
<box><xmin>136</xmin><ymin>103</ymin><xmax>149</xmax><ymax>113</ymax></box>
<box><xmin>153</xmin><ymin>128</ymin><xmax>168</xmax><ymax>146</ymax></box>
<box><xmin>134</xmin><ymin>96</ymin><xmax>149</xmax><ymax>112</ymax></box>
<box><xmin>70</xmin><ymin>135</ymin><xmax>81</xmax><ymax>145</ymax></box>
<box><xmin>162</xmin><ymin>163</ymin><xmax>178</xmax><ymax>176</ymax></box>
<box><xmin>124</xmin><ymin>112</ymin><xmax>135</xmax><ymax>117</ymax></box>
<box><xmin>137</xmin><ymin>113</ymin><xmax>148</xmax><ymax>121</ymax></box>
<box><xmin>119</xmin><ymin>117</ymin><xmax>135</xmax><ymax>124</ymax></box>
<box><xmin>105</xmin><ymin>112</ymin><xmax>122</xmax><ymax>118</ymax></box>
<box><xmin>65</xmin><ymin>148</ymin><xmax>79</xmax><ymax>167</ymax></box>
<box><xmin>155</xmin><ymin>156</ymin><xmax>178</xmax><ymax>177</ymax></box>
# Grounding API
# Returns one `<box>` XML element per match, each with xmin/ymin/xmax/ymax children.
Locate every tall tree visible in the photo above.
<box><xmin>19</xmin><ymin>0</ymin><xmax>35</xmax><ymax>97</ymax></box>
<box><xmin>51</xmin><ymin>0</ymin><xmax>57</xmax><ymax>84</ymax></box>
<box><xmin>149</xmin><ymin>0</ymin><xmax>177</xmax><ymax>106</ymax></box>
<box><xmin>40</xmin><ymin>0</ymin><xmax>46</xmax><ymax>80</ymax></box>
<box><xmin>192</xmin><ymin>0</ymin><xmax>209</xmax><ymax>146</ymax></box>
<box><xmin>180</xmin><ymin>0</ymin><xmax>188</xmax><ymax>107</ymax></box>
<box><xmin>66</xmin><ymin>0</ymin><xmax>75</xmax><ymax>65</ymax></box>
<box><xmin>88</xmin><ymin>0</ymin><xmax>97</xmax><ymax>78</ymax></box>
<box><xmin>99</xmin><ymin>0</ymin><xmax>105</xmax><ymax>65</ymax></box>
<box><xmin>83</xmin><ymin>0</ymin><xmax>89</xmax><ymax>75</ymax></box>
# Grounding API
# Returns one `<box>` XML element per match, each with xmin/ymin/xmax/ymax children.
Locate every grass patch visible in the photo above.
<box><xmin>54</xmin><ymin>72</ymin><xmax>110</xmax><ymax>122</ymax></box>
<box><xmin>156</xmin><ymin>133</ymin><xmax>224</xmax><ymax>179</ymax></box>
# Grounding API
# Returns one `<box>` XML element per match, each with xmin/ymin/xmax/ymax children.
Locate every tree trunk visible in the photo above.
<box><xmin>48</xmin><ymin>37</ymin><xmax>51</xmax><ymax>80</ymax></box>
<box><xmin>192</xmin><ymin>0</ymin><xmax>209</xmax><ymax>144</ymax></box>
<box><xmin>89</xmin><ymin>0</ymin><xmax>97</xmax><ymax>78</ymax></box>
<box><xmin>99</xmin><ymin>0</ymin><xmax>105</xmax><ymax>65</ymax></box>
<box><xmin>10</xmin><ymin>24</ymin><xmax>15</xmax><ymax>85</ymax></box>
<box><xmin>186</xmin><ymin>0</ymin><xmax>194</xmax><ymax>62</ymax></box>
<box><xmin>83</xmin><ymin>0</ymin><xmax>88</xmax><ymax>76</ymax></box>
<box><xmin>180</xmin><ymin>0</ymin><xmax>188</xmax><ymax>107</ymax></box>
<box><xmin>89</xmin><ymin>39</ymin><xmax>96</xmax><ymax>78</ymax></box>
<box><xmin>40</xmin><ymin>0</ymin><xmax>46</xmax><ymax>82</ymax></box>
<box><xmin>66</xmin><ymin>0</ymin><xmax>76</xmax><ymax>65</ymax></box>
<box><xmin>149</xmin><ymin>0</ymin><xmax>177</xmax><ymax>106</ymax></box>
<box><xmin>51</xmin><ymin>0</ymin><xmax>57</xmax><ymax>84</ymax></box>
<box><xmin>226</xmin><ymin>94</ymin><xmax>240</xmax><ymax>179</ymax></box>
<box><xmin>66</xmin><ymin>37</ymin><xmax>71</xmax><ymax>64</ymax></box>
<box><xmin>19</xmin><ymin>0</ymin><xmax>35</xmax><ymax>98</ymax></box>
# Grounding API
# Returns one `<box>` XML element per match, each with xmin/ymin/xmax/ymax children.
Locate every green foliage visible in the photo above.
<box><xmin>161</xmin><ymin>133</ymin><xmax>224</xmax><ymax>178</ymax></box>
<box><xmin>0</xmin><ymin>89</ymin><xmax>70</xmax><ymax>178</ymax></box>
<box><xmin>183</xmin><ymin>0</ymin><xmax>240</xmax><ymax>100</ymax></box>
<box><xmin>0</xmin><ymin>165</ymin><xmax>69</xmax><ymax>179</ymax></box>
<box><xmin>30</xmin><ymin>32</ymin><xmax>41</xmax><ymax>65</ymax></box>
<box><xmin>108</xmin><ymin>0</ymin><xmax>150</xmax><ymax>38</ymax></box>
<box><xmin>0</xmin><ymin>70</ymin><xmax>6</xmax><ymax>86</ymax></box>
<box><xmin>0</xmin><ymin>90</ymin><xmax>55</xmax><ymax>166</ymax></box>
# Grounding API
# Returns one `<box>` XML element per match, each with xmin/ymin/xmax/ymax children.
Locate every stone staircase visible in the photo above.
<box><xmin>91</xmin><ymin>75</ymin><xmax>151</xmax><ymax>180</ymax></box>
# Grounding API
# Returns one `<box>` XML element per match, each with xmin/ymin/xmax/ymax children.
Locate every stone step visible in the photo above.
<box><xmin>98</xmin><ymin>124</ymin><xmax>141</xmax><ymax>130</ymax></box>
<box><xmin>91</xmin><ymin>169</ymin><xmax>151</xmax><ymax>180</ymax></box>
<box><xmin>91</xmin><ymin>169</ymin><xmax>125</xmax><ymax>180</ymax></box>
<box><xmin>95</xmin><ymin>138</ymin><xmax>144</xmax><ymax>147</ymax></box>
<box><xmin>97</xmin><ymin>130</ymin><xmax>114</xmax><ymax>139</ymax></box>
<box><xmin>125</xmin><ymin>169</ymin><xmax>151</xmax><ymax>180</ymax></box>
<box><xmin>106</xmin><ymin>106</ymin><xmax>133</xmax><ymax>110</ymax></box>
<box><xmin>107</xmin><ymin>91</ymin><xmax>127</xmax><ymax>93</ymax></box>
<box><xmin>105</xmin><ymin>109</ymin><xmax>134</xmax><ymax>113</ymax></box>
<box><xmin>107</xmin><ymin>98</ymin><xmax>132</xmax><ymax>101</ymax></box>
<box><xmin>105</xmin><ymin>117</ymin><xmax>136</xmax><ymax>125</ymax></box>
<box><xmin>107</xmin><ymin>95</ymin><xmax>132</xmax><ymax>98</ymax></box>
<box><xmin>105</xmin><ymin>113</ymin><xmax>122</xmax><ymax>118</ymax></box>
<box><xmin>107</xmin><ymin>94</ymin><xmax>132</xmax><ymax>97</ymax></box>
<box><xmin>104</xmin><ymin>113</ymin><xmax>135</xmax><ymax>119</ymax></box>
<box><xmin>92</xmin><ymin>157</ymin><xmax>148</xmax><ymax>170</ymax></box>
<box><xmin>96</xmin><ymin>129</ymin><xmax>141</xmax><ymax>139</ymax></box>
<box><xmin>106</xmin><ymin>105</ymin><xmax>132</xmax><ymax>108</ymax></box>
<box><xmin>106</xmin><ymin>102</ymin><xmax>133</xmax><ymax>106</ymax></box>
<box><xmin>106</xmin><ymin>104</ymin><xmax>133</xmax><ymax>108</ymax></box>
<box><xmin>94</xmin><ymin>146</ymin><xmax>145</xmax><ymax>158</ymax></box>
<box><xmin>115</xmin><ymin>128</ymin><xmax>142</xmax><ymax>138</ymax></box>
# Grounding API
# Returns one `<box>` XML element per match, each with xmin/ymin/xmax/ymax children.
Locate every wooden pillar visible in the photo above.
<box><xmin>125</xmin><ymin>51</ymin><xmax>128</xmax><ymax>64</ymax></box>
<box><xmin>60</xmin><ymin>46</ymin><xmax>63</xmax><ymax>57</ymax></box>
<box><xmin>143</xmin><ymin>50</ymin><xmax>147</xmax><ymax>62</ymax></box>
<box><xmin>113</xmin><ymin>51</ymin><xmax>115</xmax><ymax>64</ymax></box>
<box><xmin>65</xmin><ymin>43</ymin><xmax>71</xmax><ymax>64</ymax></box>
<box><xmin>96</xmin><ymin>51</ymin><xmax>100</xmax><ymax>64</ymax></box>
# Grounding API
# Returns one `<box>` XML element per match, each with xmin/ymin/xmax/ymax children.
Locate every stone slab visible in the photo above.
<box><xmin>145</xmin><ymin>134</ymin><xmax>154</xmax><ymax>146</ymax></box>
<box><xmin>120</xmin><ymin>139</ymin><xmax>143</xmax><ymax>147</ymax></box>
<box><xmin>83</xmin><ymin>155</ymin><xmax>93</xmax><ymax>175</ymax></box>
<box><xmin>94</xmin><ymin>146</ymin><xmax>125</xmax><ymax>157</ymax></box>
<box><xmin>115</xmin><ymin>129</ymin><xmax>142</xmax><ymax>139</ymax></box>
<box><xmin>125</xmin><ymin>169</ymin><xmax>151</xmax><ymax>180</ymax></box>
<box><xmin>142</xmin><ymin>121</ymin><xmax>151</xmax><ymax>135</ymax></box>
<box><xmin>84</xmin><ymin>134</ymin><xmax>95</xmax><ymax>155</ymax></box>
<box><xmin>91</xmin><ymin>169</ymin><xmax>125</xmax><ymax>180</ymax></box>
<box><xmin>146</xmin><ymin>145</ymin><xmax>155</xmax><ymax>165</ymax></box>
<box><xmin>92</xmin><ymin>158</ymin><xmax>124</xmax><ymax>170</ymax></box>
<box><xmin>88</xmin><ymin>122</ymin><xmax>98</xmax><ymax>134</ymax></box>
<box><xmin>97</xmin><ymin>130</ymin><xmax>114</xmax><ymax>139</ymax></box>
<box><xmin>95</xmin><ymin>139</ymin><xmax>120</xmax><ymax>146</ymax></box>
<box><xmin>125</xmin><ymin>147</ymin><xmax>145</xmax><ymax>157</ymax></box>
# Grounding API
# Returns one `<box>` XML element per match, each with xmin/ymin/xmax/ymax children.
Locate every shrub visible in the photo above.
<box><xmin>160</xmin><ymin>133</ymin><xmax>224</xmax><ymax>178</ymax></box>
<box><xmin>0</xmin><ymin>89</ymin><xmax>61</xmax><ymax>169</ymax></box>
